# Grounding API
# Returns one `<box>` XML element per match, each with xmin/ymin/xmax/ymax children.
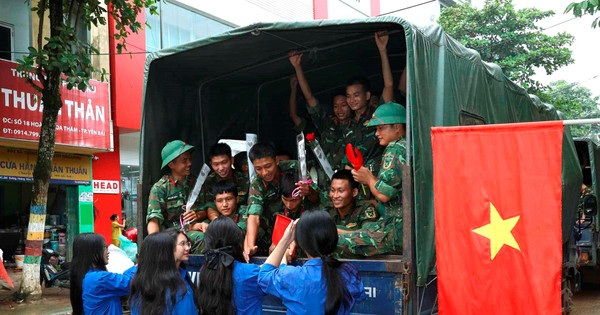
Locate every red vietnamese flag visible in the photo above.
<box><xmin>432</xmin><ymin>121</ymin><xmax>563</xmax><ymax>315</ymax></box>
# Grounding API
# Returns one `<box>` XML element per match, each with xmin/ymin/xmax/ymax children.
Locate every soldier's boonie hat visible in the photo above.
<box><xmin>161</xmin><ymin>140</ymin><xmax>194</xmax><ymax>169</ymax></box>
<box><xmin>367</xmin><ymin>102</ymin><xmax>406</xmax><ymax>127</ymax></box>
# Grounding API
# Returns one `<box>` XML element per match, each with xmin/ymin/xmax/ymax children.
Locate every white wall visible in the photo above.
<box><xmin>380</xmin><ymin>0</ymin><xmax>442</xmax><ymax>27</ymax></box>
<box><xmin>174</xmin><ymin>0</ymin><xmax>313</xmax><ymax>26</ymax></box>
<box><xmin>0</xmin><ymin>0</ymin><xmax>31</xmax><ymax>61</ymax></box>
<box><xmin>120</xmin><ymin>132</ymin><xmax>140</xmax><ymax>166</ymax></box>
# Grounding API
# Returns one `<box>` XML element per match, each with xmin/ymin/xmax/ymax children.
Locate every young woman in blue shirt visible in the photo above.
<box><xmin>197</xmin><ymin>216</ymin><xmax>265</xmax><ymax>314</ymax></box>
<box><xmin>130</xmin><ymin>229</ymin><xmax>199</xmax><ymax>314</ymax></box>
<box><xmin>70</xmin><ymin>233</ymin><xmax>137</xmax><ymax>315</ymax></box>
<box><xmin>258</xmin><ymin>210</ymin><xmax>366</xmax><ymax>315</ymax></box>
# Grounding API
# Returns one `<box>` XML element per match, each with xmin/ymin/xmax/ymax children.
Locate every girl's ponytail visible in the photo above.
<box><xmin>321</xmin><ymin>255</ymin><xmax>348</xmax><ymax>315</ymax></box>
<box><xmin>295</xmin><ymin>210</ymin><xmax>350</xmax><ymax>315</ymax></box>
<box><xmin>197</xmin><ymin>217</ymin><xmax>245</xmax><ymax>315</ymax></box>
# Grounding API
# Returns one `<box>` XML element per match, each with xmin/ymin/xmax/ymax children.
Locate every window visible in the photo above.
<box><xmin>145</xmin><ymin>1</ymin><xmax>233</xmax><ymax>52</ymax></box>
<box><xmin>459</xmin><ymin>110</ymin><xmax>486</xmax><ymax>126</ymax></box>
<box><xmin>0</xmin><ymin>23</ymin><xmax>14</xmax><ymax>61</ymax></box>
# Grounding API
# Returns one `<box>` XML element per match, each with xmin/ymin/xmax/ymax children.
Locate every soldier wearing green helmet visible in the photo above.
<box><xmin>336</xmin><ymin>102</ymin><xmax>407</xmax><ymax>257</ymax></box>
<box><xmin>146</xmin><ymin>140</ymin><xmax>208</xmax><ymax>253</ymax></box>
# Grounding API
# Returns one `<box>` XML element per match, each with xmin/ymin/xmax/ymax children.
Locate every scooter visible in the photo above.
<box><xmin>40</xmin><ymin>248</ymin><xmax>70</xmax><ymax>288</ymax></box>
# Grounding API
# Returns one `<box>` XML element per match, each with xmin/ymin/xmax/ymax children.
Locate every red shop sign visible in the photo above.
<box><xmin>0</xmin><ymin>59</ymin><xmax>111</xmax><ymax>150</ymax></box>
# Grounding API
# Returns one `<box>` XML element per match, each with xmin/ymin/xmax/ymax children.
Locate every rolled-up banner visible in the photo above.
<box><xmin>246</xmin><ymin>133</ymin><xmax>258</xmax><ymax>183</ymax></box>
<box><xmin>186</xmin><ymin>164</ymin><xmax>211</xmax><ymax>211</ymax></box>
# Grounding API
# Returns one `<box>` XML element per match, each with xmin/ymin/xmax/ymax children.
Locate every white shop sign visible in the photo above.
<box><xmin>93</xmin><ymin>180</ymin><xmax>120</xmax><ymax>194</ymax></box>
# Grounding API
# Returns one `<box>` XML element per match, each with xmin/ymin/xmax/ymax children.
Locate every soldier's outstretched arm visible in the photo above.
<box><xmin>244</xmin><ymin>214</ymin><xmax>260</xmax><ymax>262</ymax></box>
<box><xmin>289</xmin><ymin>51</ymin><xmax>317</xmax><ymax>107</ymax></box>
<box><xmin>376</xmin><ymin>31</ymin><xmax>394</xmax><ymax>103</ymax></box>
<box><xmin>288</xmin><ymin>76</ymin><xmax>303</xmax><ymax>127</ymax></box>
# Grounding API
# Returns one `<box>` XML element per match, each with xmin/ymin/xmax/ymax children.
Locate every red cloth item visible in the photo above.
<box><xmin>0</xmin><ymin>258</ymin><xmax>14</xmax><ymax>288</ymax></box>
<box><xmin>345</xmin><ymin>143</ymin><xmax>363</xmax><ymax>170</ymax></box>
<box><xmin>431</xmin><ymin>121</ymin><xmax>563</xmax><ymax>315</ymax></box>
<box><xmin>306</xmin><ymin>133</ymin><xmax>315</xmax><ymax>142</ymax></box>
<box><xmin>272</xmin><ymin>214</ymin><xmax>293</xmax><ymax>246</ymax></box>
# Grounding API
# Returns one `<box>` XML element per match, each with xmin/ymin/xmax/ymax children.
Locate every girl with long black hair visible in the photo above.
<box><xmin>197</xmin><ymin>216</ymin><xmax>265</xmax><ymax>315</ymax></box>
<box><xmin>130</xmin><ymin>229</ymin><xmax>199</xmax><ymax>314</ymax></box>
<box><xmin>70</xmin><ymin>233</ymin><xmax>137</xmax><ymax>315</ymax></box>
<box><xmin>258</xmin><ymin>210</ymin><xmax>365</xmax><ymax>314</ymax></box>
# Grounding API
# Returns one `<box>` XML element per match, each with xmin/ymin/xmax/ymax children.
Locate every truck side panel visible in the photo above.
<box><xmin>186</xmin><ymin>256</ymin><xmax>405</xmax><ymax>314</ymax></box>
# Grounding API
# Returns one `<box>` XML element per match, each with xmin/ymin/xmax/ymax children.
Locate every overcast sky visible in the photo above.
<box><xmin>472</xmin><ymin>0</ymin><xmax>599</xmax><ymax>97</ymax></box>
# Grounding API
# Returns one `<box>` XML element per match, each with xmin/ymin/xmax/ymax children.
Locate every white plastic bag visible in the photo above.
<box><xmin>106</xmin><ymin>244</ymin><xmax>134</xmax><ymax>274</ymax></box>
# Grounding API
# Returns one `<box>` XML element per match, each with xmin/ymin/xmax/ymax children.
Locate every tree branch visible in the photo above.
<box><xmin>66</xmin><ymin>0</ymin><xmax>76</xmax><ymax>27</ymax></box>
<box><xmin>26</xmin><ymin>78</ymin><xmax>44</xmax><ymax>93</ymax></box>
<box><xmin>74</xmin><ymin>0</ymin><xmax>84</xmax><ymax>34</ymax></box>
<box><xmin>36</xmin><ymin>0</ymin><xmax>47</xmax><ymax>87</ymax></box>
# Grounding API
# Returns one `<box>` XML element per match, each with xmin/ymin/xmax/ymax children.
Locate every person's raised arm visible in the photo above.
<box><xmin>264</xmin><ymin>220</ymin><xmax>297</xmax><ymax>268</ymax></box>
<box><xmin>244</xmin><ymin>214</ymin><xmax>260</xmax><ymax>262</ymax></box>
<box><xmin>398</xmin><ymin>67</ymin><xmax>407</xmax><ymax>94</ymax></box>
<box><xmin>375</xmin><ymin>32</ymin><xmax>394</xmax><ymax>103</ymax></box>
<box><xmin>288</xmin><ymin>76</ymin><xmax>303</xmax><ymax>127</ymax></box>
<box><xmin>289</xmin><ymin>52</ymin><xmax>317</xmax><ymax>108</ymax></box>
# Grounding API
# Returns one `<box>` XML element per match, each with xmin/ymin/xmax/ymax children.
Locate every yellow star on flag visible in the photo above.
<box><xmin>472</xmin><ymin>202</ymin><xmax>521</xmax><ymax>260</ymax></box>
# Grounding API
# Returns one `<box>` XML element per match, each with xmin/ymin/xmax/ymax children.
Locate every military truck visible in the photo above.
<box><xmin>138</xmin><ymin>17</ymin><xmax>583</xmax><ymax>314</ymax></box>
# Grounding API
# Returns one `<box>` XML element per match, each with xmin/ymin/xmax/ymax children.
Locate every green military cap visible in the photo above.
<box><xmin>366</xmin><ymin>102</ymin><xmax>406</xmax><ymax>127</ymax></box>
<box><xmin>161</xmin><ymin>140</ymin><xmax>194</xmax><ymax>169</ymax></box>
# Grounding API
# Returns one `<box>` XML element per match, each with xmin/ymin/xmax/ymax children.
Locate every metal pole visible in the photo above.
<box><xmin>563</xmin><ymin>118</ymin><xmax>600</xmax><ymax>125</ymax></box>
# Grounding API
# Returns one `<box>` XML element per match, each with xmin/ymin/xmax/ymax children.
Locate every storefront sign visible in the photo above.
<box><xmin>93</xmin><ymin>180</ymin><xmax>120</xmax><ymax>194</ymax></box>
<box><xmin>0</xmin><ymin>147</ymin><xmax>91</xmax><ymax>185</ymax></box>
<box><xmin>0</xmin><ymin>59</ymin><xmax>111</xmax><ymax>150</ymax></box>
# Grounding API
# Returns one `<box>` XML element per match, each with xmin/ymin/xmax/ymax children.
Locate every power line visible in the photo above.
<box><xmin>578</xmin><ymin>74</ymin><xmax>600</xmax><ymax>84</ymax></box>
<box><xmin>543</xmin><ymin>17</ymin><xmax>578</xmax><ymax>30</ymax></box>
<box><xmin>378</xmin><ymin>0</ymin><xmax>437</xmax><ymax>16</ymax></box>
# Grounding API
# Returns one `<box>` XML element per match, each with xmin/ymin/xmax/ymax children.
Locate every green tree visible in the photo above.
<box><xmin>438</xmin><ymin>0</ymin><xmax>574</xmax><ymax>92</ymax></box>
<box><xmin>15</xmin><ymin>0</ymin><xmax>160</xmax><ymax>300</ymax></box>
<box><xmin>539</xmin><ymin>80</ymin><xmax>600</xmax><ymax>137</ymax></box>
<box><xmin>566</xmin><ymin>0</ymin><xmax>600</xmax><ymax>28</ymax></box>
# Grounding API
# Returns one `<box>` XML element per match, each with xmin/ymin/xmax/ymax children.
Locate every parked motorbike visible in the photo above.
<box><xmin>40</xmin><ymin>248</ymin><xmax>70</xmax><ymax>288</ymax></box>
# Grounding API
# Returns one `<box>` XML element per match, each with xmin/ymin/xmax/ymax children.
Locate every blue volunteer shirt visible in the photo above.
<box><xmin>258</xmin><ymin>258</ymin><xmax>366</xmax><ymax>315</ymax></box>
<box><xmin>131</xmin><ymin>267</ymin><xmax>198</xmax><ymax>315</ymax></box>
<box><xmin>82</xmin><ymin>265</ymin><xmax>137</xmax><ymax>315</ymax></box>
<box><xmin>232</xmin><ymin>261</ymin><xmax>265</xmax><ymax>314</ymax></box>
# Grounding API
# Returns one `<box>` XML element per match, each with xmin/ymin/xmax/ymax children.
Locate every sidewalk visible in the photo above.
<box><xmin>0</xmin><ymin>270</ymin><xmax>72</xmax><ymax>315</ymax></box>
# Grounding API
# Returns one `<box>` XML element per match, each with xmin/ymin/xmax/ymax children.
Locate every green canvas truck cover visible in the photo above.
<box><xmin>140</xmin><ymin>16</ymin><xmax>582</xmax><ymax>286</ymax></box>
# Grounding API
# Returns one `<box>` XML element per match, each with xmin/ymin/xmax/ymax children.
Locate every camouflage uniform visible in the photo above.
<box><xmin>247</xmin><ymin>160</ymin><xmax>318</xmax><ymax>252</ymax></box>
<box><xmin>335</xmin><ymin>137</ymin><xmax>406</xmax><ymax>257</ymax></box>
<box><xmin>325</xmin><ymin>199</ymin><xmax>379</xmax><ymax>230</ymax></box>
<box><xmin>307</xmin><ymin>100</ymin><xmax>354</xmax><ymax>171</ymax></box>
<box><xmin>212</xmin><ymin>205</ymin><xmax>249</xmax><ymax>234</ymax></box>
<box><xmin>200</xmin><ymin>170</ymin><xmax>250</xmax><ymax>211</ymax></box>
<box><xmin>341</xmin><ymin>106</ymin><xmax>385</xmax><ymax>200</ymax></box>
<box><xmin>146</xmin><ymin>175</ymin><xmax>206</xmax><ymax>254</ymax></box>
<box><xmin>273</xmin><ymin>205</ymin><xmax>307</xmax><ymax>221</ymax></box>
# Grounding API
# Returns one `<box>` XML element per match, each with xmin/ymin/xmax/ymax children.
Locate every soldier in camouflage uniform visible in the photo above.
<box><xmin>146</xmin><ymin>140</ymin><xmax>207</xmax><ymax>254</ymax></box>
<box><xmin>288</xmin><ymin>54</ymin><xmax>353</xmax><ymax>172</ymax></box>
<box><xmin>200</xmin><ymin>143</ymin><xmax>250</xmax><ymax>221</ymax></box>
<box><xmin>321</xmin><ymin>170</ymin><xmax>379</xmax><ymax>236</ymax></box>
<box><xmin>194</xmin><ymin>180</ymin><xmax>251</xmax><ymax>234</ymax></box>
<box><xmin>336</xmin><ymin>102</ymin><xmax>406</xmax><ymax>257</ymax></box>
<box><xmin>244</xmin><ymin>142</ymin><xmax>319</xmax><ymax>260</ymax></box>
<box><xmin>342</xmin><ymin>32</ymin><xmax>396</xmax><ymax>177</ymax></box>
